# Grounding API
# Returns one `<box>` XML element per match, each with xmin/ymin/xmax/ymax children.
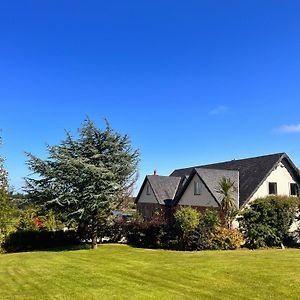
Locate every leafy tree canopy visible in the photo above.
<box><xmin>0</xmin><ymin>135</ymin><xmax>8</xmax><ymax>191</ymax></box>
<box><xmin>0</xmin><ymin>134</ymin><xmax>16</xmax><ymax>247</ymax></box>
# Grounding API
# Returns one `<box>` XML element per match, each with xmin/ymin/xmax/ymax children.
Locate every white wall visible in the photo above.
<box><xmin>179</xmin><ymin>174</ymin><xmax>218</xmax><ymax>207</ymax></box>
<box><xmin>249</xmin><ymin>162</ymin><xmax>297</xmax><ymax>204</ymax></box>
<box><xmin>137</xmin><ymin>181</ymin><xmax>158</xmax><ymax>204</ymax></box>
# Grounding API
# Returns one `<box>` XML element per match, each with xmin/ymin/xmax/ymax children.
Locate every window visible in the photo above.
<box><xmin>194</xmin><ymin>181</ymin><xmax>201</xmax><ymax>195</ymax></box>
<box><xmin>290</xmin><ymin>183</ymin><xmax>298</xmax><ymax>196</ymax></box>
<box><xmin>268</xmin><ymin>182</ymin><xmax>277</xmax><ymax>195</ymax></box>
<box><xmin>146</xmin><ymin>184</ymin><xmax>151</xmax><ymax>195</ymax></box>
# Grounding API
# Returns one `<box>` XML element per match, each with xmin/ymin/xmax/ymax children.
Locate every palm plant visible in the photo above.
<box><xmin>215</xmin><ymin>177</ymin><xmax>237</xmax><ymax>228</ymax></box>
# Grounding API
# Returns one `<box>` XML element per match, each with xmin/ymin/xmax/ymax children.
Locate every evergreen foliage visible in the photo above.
<box><xmin>25</xmin><ymin>118</ymin><xmax>139</xmax><ymax>248</ymax></box>
<box><xmin>239</xmin><ymin>196</ymin><xmax>299</xmax><ymax>249</ymax></box>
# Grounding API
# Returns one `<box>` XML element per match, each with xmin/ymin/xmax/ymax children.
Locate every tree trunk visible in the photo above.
<box><xmin>92</xmin><ymin>234</ymin><xmax>97</xmax><ymax>249</ymax></box>
<box><xmin>91</xmin><ymin>213</ymin><xmax>98</xmax><ymax>249</ymax></box>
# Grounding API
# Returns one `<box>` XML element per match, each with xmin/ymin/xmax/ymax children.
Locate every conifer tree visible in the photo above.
<box><xmin>25</xmin><ymin>119</ymin><xmax>139</xmax><ymax>249</ymax></box>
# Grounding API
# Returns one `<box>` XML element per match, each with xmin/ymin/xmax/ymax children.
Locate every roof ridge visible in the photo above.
<box><xmin>148</xmin><ymin>174</ymin><xmax>181</xmax><ymax>179</ymax></box>
<box><xmin>171</xmin><ymin>152</ymin><xmax>286</xmax><ymax>174</ymax></box>
<box><xmin>196</xmin><ymin>167</ymin><xmax>240</xmax><ymax>173</ymax></box>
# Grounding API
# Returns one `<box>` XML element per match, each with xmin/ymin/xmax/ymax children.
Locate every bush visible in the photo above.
<box><xmin>125</xmin><ymin>215</ymin><xmax>167</xmax><ymax>248</ymax></box>
<box><xmin>168</xmin><ymin>208</ymin><xmax>221</xmax><ymax>251</ymax></box>
<box><xmin>239</xmin><ymin>196</ymin><xmax>299</xmax><ymax>249</ymax></box>
<box><xmin>98</xmin><ymin>218</ymin><xmax>127</xmax><ymax>243</ymax></box>
<box><xmin>0</xmin><ymin>190</ymin><xmax>17</xmax><ymax>251</ymax></box>
<box><xmin>173</xmin><ymin>207</ymin><xmax>200</xmax><ymax>250</ymax></box>
<box><xmin>174</xmin><ymin>207</ymin><xmax>200</xmax><ymax>234</ymax></box>
<box><xmin>3</xmin><ymin>230</ymin><xmax>80</xmax><ymax>253</ymax></box>
<box><xmin>191</xmin><ymin>209</ymin><xmax>221</xmax><ymax>250</ymax></box>
<box><xmin>209</xmin><ymin>227</ymin><xmax>244</xmax><ymax>250</ymax></box>
<box><xmin>0</xmin><ymin>226</ymin><xmax>15</xmax><ymax>252</ymax></box>
<box><xmin>16</xmin><ymin>208</ymin><xmax>64</xmax><ymax>232</ymax></box>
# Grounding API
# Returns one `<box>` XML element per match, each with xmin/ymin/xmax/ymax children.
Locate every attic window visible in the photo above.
<box><xmin>268</xmin><ymin>182</ymin><xmax>277</xmax><ymax>195</ymax></box>
<box><xmin>290</xmin><ymin>183</ymin><xmax>298</xmax><ymax>196</ymax></box>
<box><xmin>194</xmin><ymin>181</ymin><xmax>201</xmax><ymax>195</ymax></box>
<box><xmin>146</xmin><ymin>184</ymin><xmax>151</xmax><ymax>195</ymax></box>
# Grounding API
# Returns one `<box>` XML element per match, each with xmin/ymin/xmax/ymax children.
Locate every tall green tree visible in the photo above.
<box><xmin>0</xmin><ymin>135</ymin><xmax>8</xmax><ymax>190</ymax></box>
<box><xmin>0</xmin><ymin>135</ymin><xmax>15</xmax><ymax>246</ymax></box>
<box><xmin>215</xmin><ymin>177</ymin><xmax>237</xmax><ymax>228</ymax></box>
<box><xmin>25</xmin><ymin>119</ymin><xmax>139</xmax><ymax>249</ymax></box>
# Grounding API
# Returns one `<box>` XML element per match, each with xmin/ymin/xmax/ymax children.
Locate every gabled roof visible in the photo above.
<box><xmin>195</xmin><ymin>168</ymin><xmax>239</xmax><ymax>207</ymax></box>
<box><xmin>173</xmin><ymin>168</ymin><xmax>221</xmax><ymax>206</ymax></box>
<box><xmin>173</xmin><ymin>168</ymin><xmax>239</xmax><ymax>207</ymax></box>
<box><xmin>135</xmin><ymin>175</ymin><xmax>181</xmax><ymax>205</ymax></box>
<box><xmin>171</xmin><ymin>153</ymin><xmax>296</xmax><ymax>207</ymax></box>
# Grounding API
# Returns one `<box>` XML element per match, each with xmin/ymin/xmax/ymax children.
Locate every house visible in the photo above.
<box><xmin>135</xmin><ymin>153</ymin><xmax>300</xmax><ymax>219</ymax></box>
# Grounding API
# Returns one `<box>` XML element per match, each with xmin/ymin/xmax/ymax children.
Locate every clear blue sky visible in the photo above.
<box><xmin>1</xmin><ymin>1</ymin><xmax>300</xmax><ymax>193</ymax></box>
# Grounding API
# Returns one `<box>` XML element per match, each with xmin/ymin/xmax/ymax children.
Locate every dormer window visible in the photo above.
<box><xmin>268</xmin><ymin>182</ymin><xmax>277</xmax><ymax>195</ymax></box>
<box><xmin>194</xmin><ymin>181</ymin><xmax>201</xmax><ymax>195</ymax></box>
<box><xmin>290</xmin><ymin>183</ymin><xmax>298</xmax><ymax>196</ymax></box>
<box><xmin>146</xmin><ymin>184</ymin><xmax>151</xmax><ymax>195</ymax></box>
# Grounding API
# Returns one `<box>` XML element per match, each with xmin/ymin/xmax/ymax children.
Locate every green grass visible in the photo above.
<box><xmin>0</xmin><ymin>245</ymin><xmax>300</xmax><ymax>300</ymax></box>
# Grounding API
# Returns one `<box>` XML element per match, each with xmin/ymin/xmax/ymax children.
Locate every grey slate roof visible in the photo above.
<box><xmin>195</xmin><ymin>168</ymin><xmax>239</xmax><ymax>207</ymax></box>
<box><xmin>137</xmin><ymin>153</ymin><xmax>300</xmax><ymax>209</ymax></box>
<box><xmin>147</xmin><ymin>175</ymin><xmax>181</xmax><ymax>205</ymax></box>
<box><xmin>171</xmin><ymin>153</ymin><xmax>290</xmax><ymax>207</ymax></box>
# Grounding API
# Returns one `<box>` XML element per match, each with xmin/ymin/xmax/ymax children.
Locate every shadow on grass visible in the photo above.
<box><xmin>36</xmin><ymin>243</ymin><xmax>92</xmax><ymax>252</ymax></box>
<box><xmin>1</xmin><ymin>244</ymin><xmax>92</xmax><ymax>254</ymax></box>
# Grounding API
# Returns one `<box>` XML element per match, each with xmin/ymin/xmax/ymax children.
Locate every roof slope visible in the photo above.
<box><xmin>147</xmin><ymin>175</ymin><xmax>181</xmax><ymax>205</ymax></box>
<box><xmin>171</xmin><ymin>153</ymin><xmax>285</xmax><ymax>207</ymax></box>
<box><xmin>195</xmin><ymin>168</ymin><xmax>239</xmax><ymax>207</ymax></box>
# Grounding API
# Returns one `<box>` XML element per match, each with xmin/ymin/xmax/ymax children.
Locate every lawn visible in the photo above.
<box><xmin>0</xmin><ymin>245</ymin><xmax>299</xmax><ymax>300</ymax></box>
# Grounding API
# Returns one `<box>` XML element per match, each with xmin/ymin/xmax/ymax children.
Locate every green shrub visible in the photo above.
<box><xmin>209</xmin><ymin>227</ymin><xmax>244</xmax><ymax>250</ymax></box>
<box><xmin>173</xmin><ymin>207</ymin><xmax>201</xmax><ymax>250</ymax></box>
<box><xmin>0</xmin><ymin>226</ymin><xmax>15</xmax><ymax>252</ymax></box>
<box><xmin>186</xmin><ymin>209</ymin><xmax>221</xmax><ymax>250</ymax></box>
<box><xmin>125</xmin><ymin>217</ymin><xmax>167</xmax><ymax>248</ymax></box>
<box><xmin>239</xmin><ymin>196</ymin><xmax>299</xmax><ymax>249</ymax></box>
<box><xmin>3</xmin><ymin>230</ymin><xmax>80</xmax><ymax>253</ymax></box>
<box><xmin>174</xmin><ymin>207</ymin><xmax>200</xmax><ymax>233</ymax></box>
<box><xmin>0</xmin><ymin>190</ymin><xmax>16</xmax><ymax>251</ymax></box>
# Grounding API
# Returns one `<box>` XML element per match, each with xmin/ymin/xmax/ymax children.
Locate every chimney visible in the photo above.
<box><xmin>154</xmin><ymin>169</ymin><xmax>157</xmax><ymax>176</ymax></box>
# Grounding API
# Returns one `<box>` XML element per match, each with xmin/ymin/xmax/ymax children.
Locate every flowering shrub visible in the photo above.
<box><xmin>16</xmin><ymin>208</ymin><xmax>42</xmax><ymax>231</ymax></box>
<box><xmin>16</xmin><ymin>208</ymin><xmax>64</xmax><ymax>232</ymax></box>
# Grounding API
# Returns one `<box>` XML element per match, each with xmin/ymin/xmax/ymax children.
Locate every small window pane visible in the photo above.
<box><xmin>290</xmin><ymin>183</ymin><xmax>298</xmax><ymax>196</ymax></box>
<box><xmin>146</xmin><ymin>185</ymin><xmax>151</xmax><ymax>195</ymax></box>
<box><xmin>194</xmin><ymin>181</ymin><xmax>201</xmax><ymax>195</ymax></box>
<box><xmin>269</xmin><ymin>182</ymin><xmax>277</xmax><ymax>195</ymax></box>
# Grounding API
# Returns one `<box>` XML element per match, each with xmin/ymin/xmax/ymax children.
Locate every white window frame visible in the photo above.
<box><xmin>289</xmin><ymin>183</ymin><xmax>298</xmax><ymax>197</ymax></box>
<box><xmin>268</xmin><ymin>182</ymin><xmax>277</xmax><ymax>195</ymax></box>
<box><xmin>194</xmin><ymin>181</ymin><xmax>201</xmax><ymax>195</ymax></box>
